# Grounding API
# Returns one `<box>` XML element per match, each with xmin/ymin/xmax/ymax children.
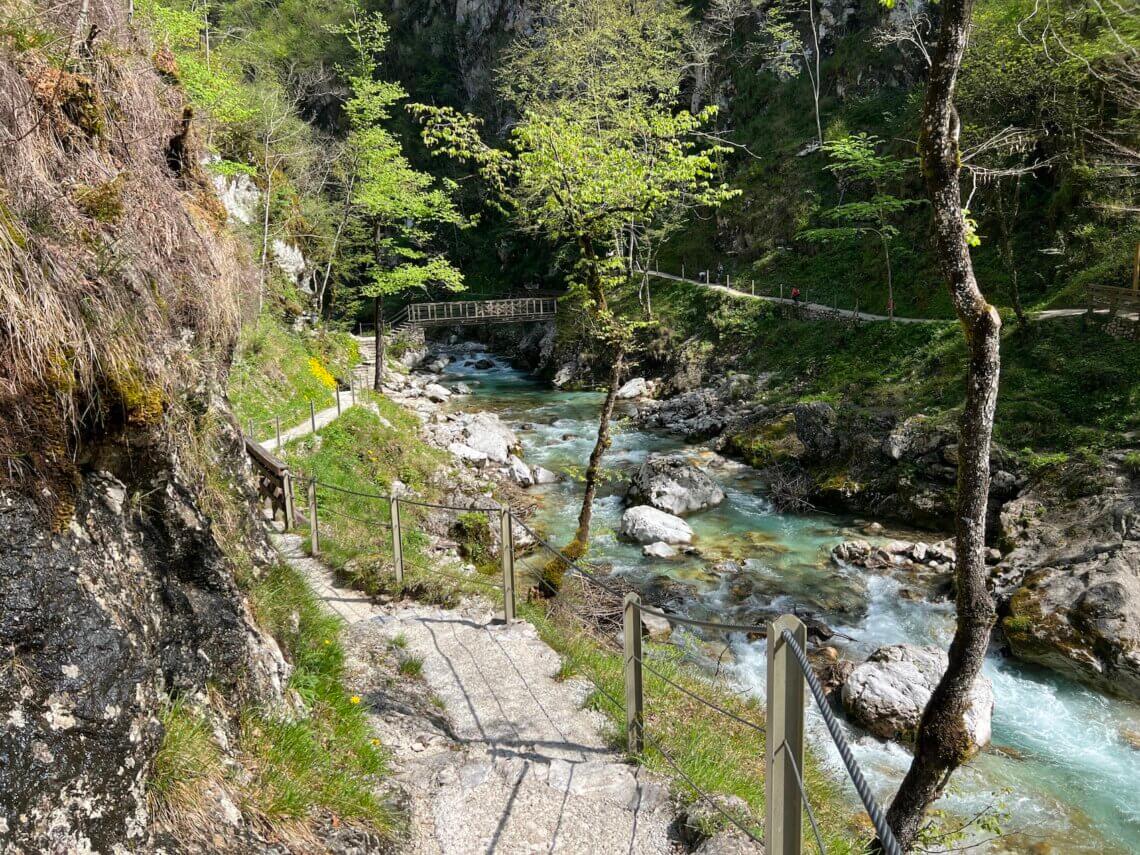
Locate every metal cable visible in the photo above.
<box><xmin>636</xmin><ymin>603</ymin><xmax>767</xmax><ymax>635</ymax></box>
<box><xmin>512</xmin><ymin>517</ymin><xmax>627</xmax><ymax>599</ymax></box>
<box><xmin>635</xmin><ymin>654</ymin><xmax>766</xmax><ymax>736</ymax></box>
<box><xmin>781</xmin><ymin>628</ymin><xmax>902</xmax><ymax>855</ymax></box>
<box><xmin>314</xmin><ymin>481</ymin><xmax>390</xmax><ymax>501</ymax></box>
<box><xmin>397</xmin><ymin>497</ymin><xmax>499</xmax><ymax>513</ymax></box>
<box><xmin>641</xmin><ymin>728</ymin><xmax>766</xmax><ymax>845</ymax></box>
<box><xmin>316</xmin><ymin>506</ymin><xmax>392</xmax><ymax>527</ymax></box>
<box><xmin>784</xmin><ymin>742</ymin><xmax>827</xmax><ymax>855</ymax></box>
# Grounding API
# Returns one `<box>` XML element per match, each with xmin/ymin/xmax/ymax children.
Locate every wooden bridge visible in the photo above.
<box><xmin>391</xmin><ymin>297</ymin><xmax>557</xmax><ymax>330</ymax></box>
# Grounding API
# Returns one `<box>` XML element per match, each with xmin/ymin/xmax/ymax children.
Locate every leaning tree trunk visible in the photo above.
<box><xmin>568</xmin><ymin>349</ymin><xmax>624</xmax><ymax>558</ymax></box>
<box><xmin>881</xmin><ymin>0</ymin><xmax>1002</xmax><ymax>848</ymax></box>
<box><xmin>566</xmin><ymin>234</ymin><xmax>624</xmax><ymax>560</ymax></box>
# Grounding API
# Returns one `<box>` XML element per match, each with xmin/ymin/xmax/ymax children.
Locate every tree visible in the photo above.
<box><xmin>334</xmin><ymin>2</ymin><xmax>465</xmax><ymax>389</ymax></box>
<box><xmin>415</xmin><ymin>0</ymin><xmax>736</xmax><ymax>560</ymax></box>
<box><xmin>799</xmin><ymin>133</ymin><xmax>922</xmax><ymax>317</ymax></box>
<box><xmin>879</xmin><ymin>0</ymin><xmax>1003</xmax><ymax>846</ymax></box>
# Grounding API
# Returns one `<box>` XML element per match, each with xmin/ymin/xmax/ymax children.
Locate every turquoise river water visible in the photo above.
<box><xmin>438</xmin><ymin>348</ymin><xmax>1140</xmax><ymax>853</ymax></box>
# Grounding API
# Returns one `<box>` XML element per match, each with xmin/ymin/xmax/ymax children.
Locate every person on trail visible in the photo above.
<box><xmin>791</xmin><ymin>286</ymin><xmax>801</xmax><ymax>304</ymax></box>
<box><xmin>716</xmin><ymin>262</ymin><xmax>724</xmax><ymax>283</ymax></box>
<box><xmin>887</xmin><ymin>297</ymin><xmax>895</xmax><ymax>318</ymax></box>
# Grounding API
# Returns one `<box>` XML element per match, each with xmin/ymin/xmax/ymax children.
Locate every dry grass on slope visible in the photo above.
<box><xmin>0</xmin><ymin>0</ymin><xmax>253</xmax><ymax>519</ymax></box>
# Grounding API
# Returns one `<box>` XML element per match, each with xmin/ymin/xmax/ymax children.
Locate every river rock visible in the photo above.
<box><xmin>473</xmin><ymin>358</ymin><xmax>495</xmax><ymax>370</ymax></box>
<box><xmin>1003</xmin><ymin>542</ymin><xmax>1140</xmax><ymax>701</ymax></box>
<box><xmin>507</xmin><ymin>454</ymin><xmax>533</xmax><ymax>487</ymax></box>
<box><xmin>626</xmin><ymin>453</ymin><xmax>726</xmax><ymax>516</ymax></box>
<box><xmin>620</xmin><ymin>506</ymin><xmax>694</xmax><ymax>545</ymax></box>
<box><xmin>642</xmin><ymin>541</ymin><xmax>678</xmax><ymax>559</ymax></box>
<box><xmin>448</xmin><ymin>442</ymin><xmax>488</xmax><ymax>464</ymax></box>
<box><xmin>465</xmin><ymin>413</ymin><xmax>517</xmax><ymax>463</ymax></box>
<box><xmin>639</xmin><ymin>388</ymin><xmax>731</xmax><ymax>439</ymax></box>
<box><xmin>424</xmin><ymin>383</ymin><xmax>452</xmax><ymax>402</ymax></box>
<box><xmin>615</xmin><ymin>377</ymin><xmax>649</xmax><ymax>399</ymax></box>
<box><xmin>532</xmin><ymin>465</ymin><xmax>559</xmax><ymax>485</ymax></box>
<box><xmin>452</xmin><ymin>382</ymin><xmax>472</xmax><ymax>394</ymax></box>
<box><xmin>841</xmin><ymin>644</ymin><xmax>994</xmax><ymax>751</ymax></box>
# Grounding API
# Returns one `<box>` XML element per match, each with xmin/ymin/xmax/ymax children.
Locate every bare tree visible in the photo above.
<box><xmin>880</xmin><ymin>0</ymin><xmax>1002</xmax><ymax>846</ymax></box>
<box><xmin>872</xmin><ymin>0</ymin><xmax>933</xmax><ymax>67</ymax></box>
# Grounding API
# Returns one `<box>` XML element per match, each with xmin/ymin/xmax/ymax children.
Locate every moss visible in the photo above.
<box><xmin>1123</xmin><ymin>452</ymin><xmax>1140</xmax><ymax>478</ymax></box>
<box><xmin>73</xmin><ymin>175</ymin><xmax>126</xmax><ymax>223</ymax></box>
<box><xmin>725</xmin><ymin>413</ymin><xmax>805</xmax><ymax>468</ymax></box>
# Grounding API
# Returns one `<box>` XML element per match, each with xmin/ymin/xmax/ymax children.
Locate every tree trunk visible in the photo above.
<box><xmin>882</xmin><ymin>0</ymin><xmax>1001</xmax><ymax>847</ymax></box>
<box><xmin>996</xmin><ymin>176</ymin><xmax>1027</xmax><ymax>326</ymax></box>
<box><xmin>565</xmin><ymin>233</ymin><xmax>622</xmax><ymax>559</ymax></box>
<box><xmin>568</xmin><ymin>349</ymin><xmax>624</xmax><ymax>558</ymax></box>
<box><xmin>373</xmin><ymin>295</ymin><xmax>384</xmax><ymax>392</ymax></box>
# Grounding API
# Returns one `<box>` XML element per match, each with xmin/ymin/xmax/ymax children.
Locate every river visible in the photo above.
<box><xmin>437</xmin><ymin>346</ymin><xmax>1140</xmax><ymax>853</ymax></box>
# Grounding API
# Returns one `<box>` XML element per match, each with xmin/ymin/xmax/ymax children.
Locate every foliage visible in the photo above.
<box><xmin>241</xmin><ymin>559</ymin><xmax>400</xmax><ymax>834</ymax></box>
<box><xmin>227</xmin><ymin>314</ymin><xmax>359</xmax><ymax>432</ymax></box>
<box><xmin>333</xmin><ymin>1</ymin><xmax>465</xmax><ymax>314</ymax></box>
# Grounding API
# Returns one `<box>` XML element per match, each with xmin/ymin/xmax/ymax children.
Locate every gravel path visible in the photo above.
<box><xmin>272</xmin><ymin>530</ymin><xmax>680</xmax><ymax>855</ymax></box>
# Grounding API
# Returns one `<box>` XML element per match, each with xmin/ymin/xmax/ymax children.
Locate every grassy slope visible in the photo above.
<box><xmin>631</xmin><ymin>278</ymin><xmax>1140</xmax><ymax>452</ymax></box>
<box><xmin>250</xmin><ymin>326</ymin><xmax>866</xmax><ymax>850</ymax></box>
<box><xmin>150</xmin><ymin>405</ymin><xmax>401</xmax><ymax>844</ymax></box>
<box><xmin>227</xmin><ymin>314</ymin><xmax>360</xmax><ymax>435</ymax></box>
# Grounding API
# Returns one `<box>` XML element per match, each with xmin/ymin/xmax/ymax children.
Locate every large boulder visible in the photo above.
<box><xmin>793</xmin><ymin>401</ymin><xmax>844</xmax><ymax>462</ymax></box>
<box><xmin>464</xmin><ymin>412</ymin><xmax>517</xmax><ymax>463</ymax></box>
<box><xmin>626</xmin><ymin>454</ymin><xmax>726</xmax><ymax>516</ymax></box>
<box><xmin>620</xmin><ymin>506</ymin><xmax>694</xmax><ymax>545</ymax></box>
<box><xmin>615</xmin><ymin>377</ymin><xmax>649</xmax><ymax>400</ymax></box>
<box><xmin>1003</xmin><ymin>543</ymin><xmax>1140</xmax><ymax>701</ymax></box>
<box><xmin>841</xmin><ymin>644</ymin><xmax>994</xmax><ymax>751</ymax></box>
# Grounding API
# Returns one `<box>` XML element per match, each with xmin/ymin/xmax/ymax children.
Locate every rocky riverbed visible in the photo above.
<box><xmin>378</xmin><ymin>336</ymin><xmax>1140</xmax><ymax>853</ymax></box>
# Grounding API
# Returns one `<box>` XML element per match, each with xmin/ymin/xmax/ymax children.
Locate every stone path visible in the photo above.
<box><xmin>271</xmin><ymin>530</ymin><xmax>680</xmax><ymax>855</ymax></box>
<box><xmin>255</xmin><ymin>361</ymin><xmax>374</xmax><ymax>451</ymax></box>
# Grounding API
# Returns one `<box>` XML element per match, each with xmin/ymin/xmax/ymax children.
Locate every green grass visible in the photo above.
<box><xmin>149</xmin><ymin>700</ymin><xmax>225</xmax><ymax>823</ymax></box>
<box><xmin>397</xmin><ymin>656</ymin><xmax>424</xmax><ymax>678</ymax></box>
<box><xmin>282</xmin><ymin>402</ymin><xmax>500</xmax><ymax>602</ymax></box>
<box><xmin>228</xmin><ymin>314</ymin><xmax>360</xmax><ymax>436</ymax></box>
<box><xmin>630</xmin><ymin>278</ymin><xmax>1140</xmax><ymax>451</ymax></box>
<box><xmin>520</xmin><ymin>597</ymin><xmax>866</xmax><ymax>852</ymax></box>
<box><xmin>240</xmin><ymin>559</ymin><xmax>401</xmax><ymax>835</ymax></box>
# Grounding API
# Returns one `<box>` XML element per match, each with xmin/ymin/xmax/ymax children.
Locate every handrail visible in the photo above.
<box><xmin>249</xmin><ymin>385</ymin><xmax>903</xmax><ymax>853</ymax></box>
<box><xmin>780</xmin><ymin>627</ymin><xmax>903</xmax><ymax>855</ymax></box>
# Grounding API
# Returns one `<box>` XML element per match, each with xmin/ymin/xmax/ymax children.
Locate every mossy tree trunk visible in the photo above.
<box><xmin>882</xmin><ymin>0</ymin><xmax>1001</xmax><ymax>847</ymax></box>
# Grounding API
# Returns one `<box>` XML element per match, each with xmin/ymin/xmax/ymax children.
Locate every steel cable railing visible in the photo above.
<box><xmin>780</xmin><ymin>628</ymin><xmax>903</xmax><ymax>855</ymax></box>
<box><xmin>261</xmin><ymin>443</ymin><xmax>901</xmax><ymax>854</ymax></box>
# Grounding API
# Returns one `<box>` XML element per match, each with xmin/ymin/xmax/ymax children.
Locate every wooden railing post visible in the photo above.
<box><xmin>281</xmin><ymin>470</ymin><xmax>295</xmax><ymax>531</ymax></box>
<box><xmin>275</xmin><ymin>416</ymin><xmax>281</xmax><ymax>452</ymax></box>
<box><xmin>499</xmin><ymin>508</ymin><xmax>516</xmax><ymax>622</ymax></box>
<box><xmin>350</xmin><ymin>376</ymin><xmax>356</xmax><ymax>407</ymax></box>
<box><xmin>308</xmin><ymin>479</ymin><xmax>320</xmax><ymax>556</ymax></box>
<box><xmin>766</xmin><ymin>614</ymin><xmax>806</xmax><ymax>855</ymax></box>
<box><xmin>623</xmin><ymin>592</ymin><xmax>644</xmax><ymax>754</ymax></box>
<box><xmin>390</xmin><ymin>495</ymin><xmax>403</xmax><ymax>586</ymax></box>
<box><xmin>335</xmin><ymin>388</ymin><xmax>342</xmax><ymax>417</ymax></box>
<box><xmin>247</xmin><ymin>419</ymin><xmax>254</xmax><ymax>439</ymax></box>
<box><xmin>310</xmin><ymin>401</ymin><xmax>316</xmax><ymax>434</ymax></box>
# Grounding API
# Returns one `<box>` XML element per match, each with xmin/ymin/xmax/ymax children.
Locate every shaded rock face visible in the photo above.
<box><xmin>0</xmin><ymin>460</ymin><xmax>286</xmax><ymax>852</ymax></box>
<box><xmin>626</xmin><ymin>453</ymin><xmax>725</xmax><ymax>516</ymax></box>
<box><xmin>996</xmin><ymin>465</ymin><xmax>1140</xmax><ymax>700</ymax></box>
<box><xmin>841</xmin><ymin>644</ymin><xmax>994</xmax><ymax>751</ymax></box>
<box><xmin>620</xmin><ymin>506</ymin><xmax>694</xmax><ymax>545</ymax></box>
<box><xmin>1004</xmin><ymin>544</ymin><xmax>1140</xmax><ymax>701</ymax></box>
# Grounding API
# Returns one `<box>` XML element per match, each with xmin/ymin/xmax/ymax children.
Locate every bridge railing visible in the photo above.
<box><xmin>406</xmin><ymin>297</ymin><xmax>557</xmax><ymax>327</ymax></box>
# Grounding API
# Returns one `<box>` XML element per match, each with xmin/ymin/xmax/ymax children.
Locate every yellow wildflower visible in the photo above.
<box><xmin>350</xmin><ymin>695</ymin><xmax>361</xmax><ymax>704</ymax></box>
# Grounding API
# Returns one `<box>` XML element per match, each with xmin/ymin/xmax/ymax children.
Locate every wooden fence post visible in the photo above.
<box><xmin>308</xmin><ymin>479</ymin><xmax>320</xmax><ymax>556</ymax></box>
<box><xmin>282</xmin><ymin>470</ymin><xmax>295</xmax><ymax>531</ymax></box>
<box><xmin>310</xmin><ymin>401</ymin><xmax>316</xmax><ymax>434</ymax></box>
<box><xmin>499</xmin><ymin>508</ymin><xmax>516</xmax><ymax>622</ymax></box>
<box><xmin>247</xmin><ymin>419</ymin><xmax>254</xmax><ymax>439</ymax></box>
<box><xmin>275</xmin><ymin>416</ymin><xmax>281</xmax><ymax>452</ymax></box>
<box><xmin>390</xmin><ymin>495</ymin><xmax>403</xmax><ymax>586</ymax></box>
<box><xmin>350</xmin><ymin>377</ymin><xmax>356</xmax><ymax>406</ymax></box>
<box><xmin>766</xmin><ymin>614</ymin><xmax>806</xmax><ymax>855</ymax></box>
<box><xmin>780</xmin><ymin>283</ymin><xmax>784</xmax><ymax>301</ymax></box>
<box><xmin>335</xmin><ymin>388</ymin><xmax>342</xmax><ymax>416</ymax></box>
<box><xmin>623</xmin><ymin>592</ymin><xmax>644</xmax><ymax>754</ymax></box>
